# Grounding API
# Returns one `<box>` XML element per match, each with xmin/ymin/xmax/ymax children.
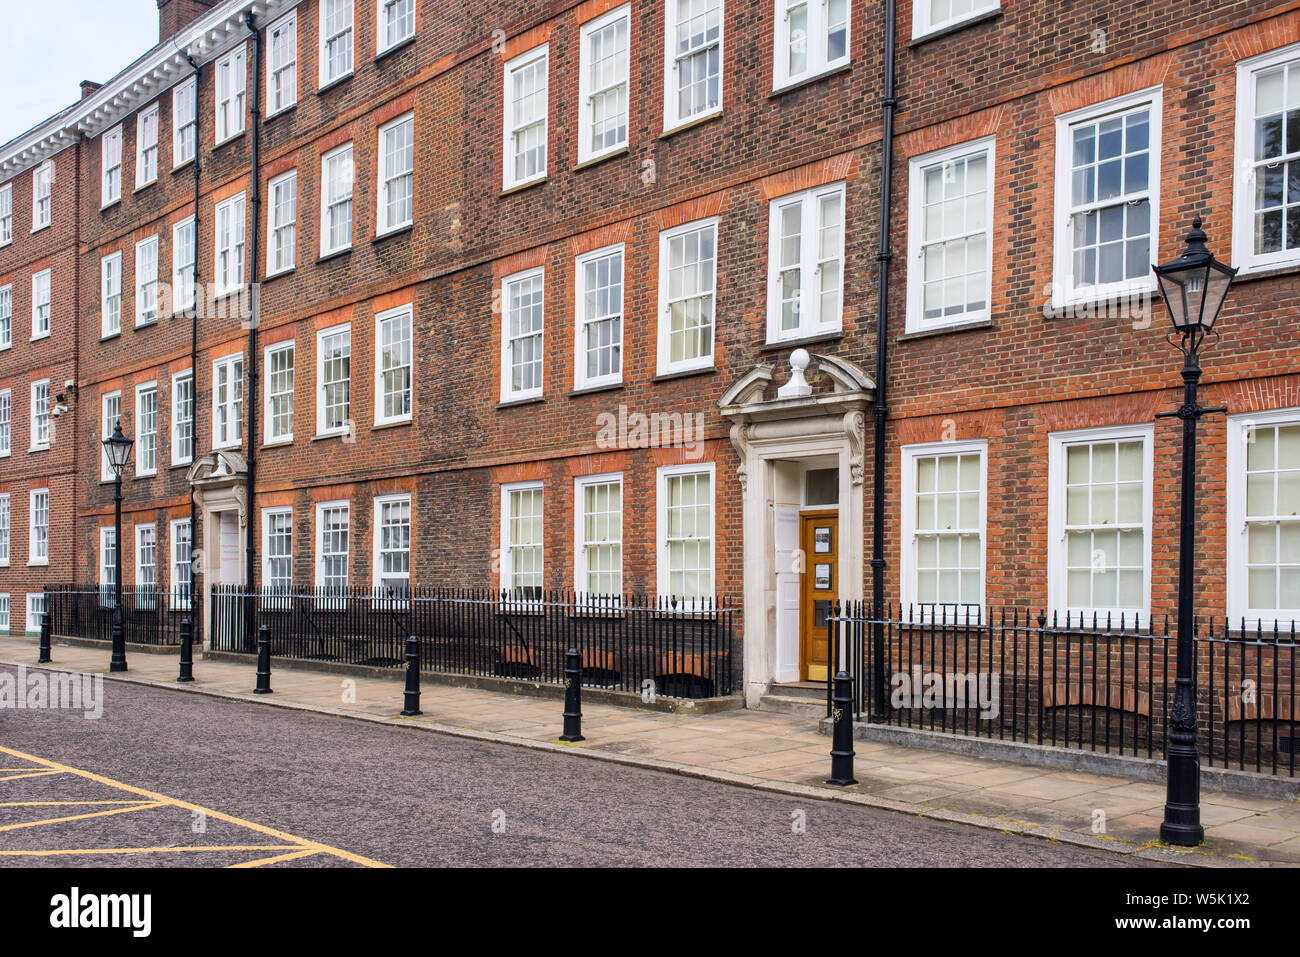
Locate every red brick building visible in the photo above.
<box><xmin>0</xmin><ymin>0</ymin><xmax>1296</xmax><ymax>709</ymax></box>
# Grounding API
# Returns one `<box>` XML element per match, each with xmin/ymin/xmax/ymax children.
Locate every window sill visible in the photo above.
<box><xmin>1046</xmin><ymin>285</ymin><xmax>1156</xmax><ymax>318</ymax></box>
<box><xmin>170</xmin><ymin>461</ymin><xmax>192</xmax><ymax>470</ymax></box>
<box><xmin>568</xmin><ymin>382</ymin><xmax>624</xmax><ymax>398</ymax></box>
<box><xmin>214</xmin><ymin>130</ymin><xmax>246</xmax><ymax>150</ymax></box>
<box><xmin>134</xmin><ymin>179</ymin><xmax>157</xmax><ymax>195</ymax></box>
<box><xmin>264</xmin><ymin>103</ymin><xmax>298</xmax><ymax>124</ymax></box>
<box><xmin>660</xmin><ymin>109</ymin><xmax>723</xmax><ymax>140</ymax></box>
<box><xmin>759</xmin><ymin>331</ymin><xmax>844</xmax><ymax>353</ymax></box>
<box><xmin>652</xmin><ymin>366</ymin><xmax>717</xmax><ymax>384</ymax></box>
<box><xmin>26</xmin><ymin>562</ymin><xmax>50</xmax><ymax>569</ymax></box>
<box><xmin>311</xmin><ymin>432</ymin><xmax>348</xmax><ymax>443</ymax></box>
<box><xmin>101</xmin><ymin>331</ymin><xmax>121</xmax><ymax>342</ymax></box>
<box><xmin>500</xmin><ymin>176</ymin><xmax>547</xmax><ymax>198</ymax></box>
<box><xmin>171</xmin><ymin>158</ymin><xmax>195</xmax><ymax>176</ymax></box>
<box><xmin>317</xmin><ymin>72</ymin><xmax>354</xmax><ymax>96</ymax></box>
<box><xmin>373</xmin><ymin>223</ymin><xmax>413</xmax><ymax>244</ymax></box>
<box><xmin>573</xmin><ymin>146</ymin><xmax>628</xmax><ymax>173</ymax></box>
<box><xmin>100</xmin><ymin>197</ymin><xmax>122</xmax><ymax>212</ymax></box>
<box><xmin>373</xmin><ymin>418</ymin><xmax>412</xmax><ymax>432</ymax></box>
<box><xmin>497</xmin><ymin>395</ymin><xmax>544</xmax><ymax>409</ymax></box>
<box><xmin>1231</xmin><ymin>261</ymin><xmax>1300</xmax><ymax>285</ymax></box>
<box><xmin>262</xmin><ymin>439</ymin><xmax>293</xmax><ymax>450</ymax></box>
<box><xmin>29</xmin><ymin>447</ymin><xmax>50</xmax><ymax>454</ymax></box>
<box><xmin>264</xmin><ymin>266</ymin><xmax>295</xmax><ymax>283</ymax></box>
<box><xmin>374</xmin><ymin>35</ymin><xmax>417</xmax><ymax>63</ymax></box>
<box><xmin>30</xmin><ymin>332</ymin><xmax>51</xmax><ymax>344</ymax></box>
<box><xmin>31</xmin><ymin>222</ymin><xmax>51</xmax><ymax>235</ymax></box>
<box><xmin>770</xmin><ymin>62</ymin><xmax>852</xmax><ymax>98</ymax></box>
<box><xmin>135</xmin><ymin>471</ymin><xmax>157</xmax><ymax>480</ymax></box>
<box><xmin>909</xmin><ymin>7</ymin><xmax>1004</xmax><ymax>47</ymax></box>
<box><xmin>317</xmin><ymin>246</ymin><xmax>353</xmax><ymax>265</ymax></box>
<box><xmin>899</xmin><ymin>318</ymin><xmax>994</xmax><ymax>341</ymax></box>
<box><xmin>135</xmin><ymin>318</ymin><xmax>159</xmax><ymax>330</ymax></box>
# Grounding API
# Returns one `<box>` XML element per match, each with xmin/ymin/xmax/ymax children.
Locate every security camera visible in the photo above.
<box><xmin>64</xmin><ymin>380</ymin><xmax>77</xmax><ymax>394</ymax></box>
<box><xmin>51</xmin><ymin>404</ymin><xmax>70</xmax><ymax>418</ymax></box>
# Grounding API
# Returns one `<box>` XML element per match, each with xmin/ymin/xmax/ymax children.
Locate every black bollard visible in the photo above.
<box><xmin>177</xmin><ymin>618</ymin><xmax>195</xmax><ymax>682</ymax></box>
<box><xmin>38</xmin><ymin>610</ymin><xmax>52</xmax><ymax>664</ymax></box>
<box><xmin>401</xmin><ymin>635</ymin><xmax>422</xmax><ymax>716</ymax></box>
<box><xmin>254</xmin><ymin>624</ymin><xmax>272</xmax><ymax>694</ymax></box>
<box><xmin>827</xmin><ymin>670</ymin><xmax>858</xmax><ymax>786</ymax></box>
<box><xmin>559</xmin><ymin>648</ymin><xmax>584</xmax><ymax>742</ymax></box>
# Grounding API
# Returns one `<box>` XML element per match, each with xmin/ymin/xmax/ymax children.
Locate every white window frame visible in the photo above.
<box><xmin>267</xmin><ymin>10</ymin><xmax>299</xmax><ymax>116</ymax></box>
<box><xmin>101</xmin><ymin>390</ymin><xmax>122</xmax><ymax>481</ymax></box>
<box><xmin>215</xmin><ymin>45</ymin><xmax>248</xmax><ymax>144</ymax></box>
<box><xmin>136</xmin><ymin>103</ymin><xmax>159</xmax><ymax>188</ymax></box>
<box><xmin>172</xmin><ymin>369</ymin><xmax>194</xmax><ymax>465</ymax></box>
<box><xmin>0</xmin><ymin>494</ymin><xmax>9</xmax><ymax>566</ymax></box>
<box><xmin>765</xmin><ymin>182</ymin><xmax>846</xmax><ymax>343</ymax></box>
<box><xmin>499</xmin><ymin>481</ymin><xmax>544</xmax><ymax>604</ymax></box>
<box><xmin>377</xmin><ymin>112</ymin><xmax>414</xmax><ymax>235</ymax></box>
<box><xmin>663</xmin><ymin>0</ymin><xmax>725</xmax><ymax>133</ymax></box>
<box><xmin>1051</xmin><ymin>86</ymin><xmax>1163</xmax><ymax>309</ymax></box>
<box><xmin>214</xmin><ymin>193</ymin><xmax>247</xmax><ymax>295</ymax></box>
<box><xmin>314</xmin><ymin>500</ymin><xmax>351</xmax><ymax>600</ymax></box>
<box><xmin>1047</xmin><ymin>424</ymin><xmax>1154</xmax><ymax>623</ymax></box>
<box><xmin>321</xmin><ymin>143</ymin><xmax>354</xmax><ymax>256</ymax></box>
<box><xmin>173</xmin><ymin>77</ymin><xmax>197</xmax><ymax>168</ymax></box>
<box><xmin>319</xmin><ymin>0</ymin><xmax>355</xmax><ymax>87</ymax></box>
<box><xmin>1226</xmin><ymin>408</ymin><xmax>1300</xmax><ymax>627</ymax></box>
<box><xmin>573</xmin><ymin>243</ymin><xmax>625</xmax><ymax>391</ymax></box>
<box><xmin>656</xmin><ymin>216</ymin><xmax>719</xmax><ymax>376</ymax></box>
<box><xmin>905</xmin><ymin>137</ymin><xmax>996</xmax><ymax>334</ymax></box>
<box><xmin>315</xmin><ymin>323</ymin><xmax>352</xmax><ymax>437</ymax></box>
<box><xmin>135</xmin><ymin>235</ymin><xmax>159</xmax><ymax>326</ymax></box>
<box><xmin>262</xmin><ymin>506</ymin><xmax>294</xmax><ymax>604</ymax></box>
<box><xmin>0</xmin><ymin>183</ymin><xmax>11</xmax><ymax>245</ymax></box>
<box><xmin>500</xmin><ymin>266</ymin><xmax>545</xmax><ymax>402</ymax></box>
<box><xmin>100</xmin><ymin>526</ymin><xmax>117</xmax><ymax>604</ymax></box>
<box><xmin>135</xmin><ymin>522</ymin><xmax>158</xmax><ymax>606</ymax></box>
<box><xmin>375</xmin><ymin>304</ymin><xmax>413</xmax><ymax>426</ymax></box>
<box><xmin>0</xmin><ymin>389</ymin><xmax>9</xmax><ymax>456</ymax></box>
<box><xmin>28</xmin><ymin>488</ymin><xmax>49</xmax><ymax>567</ymax></box>
<box><xmin>101</xmin><ymin>251</ymin><xmax>122</xmax><ymax>338</ymax></box>
<box><xmin>172</xmin><ymin>216</ymin><xmax>196</xmax><ymax>313</ymax></box>
<box><xmin>135</xmin><ymin>381</ymin><xmax>159</xmax><ymax>476</ymax></box>
<box><xmin>25</xmin><ymin>594</ymin><xmax>45</xmax><ymax>636</ymax></box>
<box><xmin>170</xmin><ymin>518</ymin><xmax>193</xmax><ymax>610</ymax></box>
<box><xmin>372</xmin><ymin>493</ymin><xmax>412</xmax><ymax>597</ymax></box>
<box><xmin>212</xmin><ymin>353</ymin><xmax>244</xmax><ymax>450</ymax></box>
<box><xmin>31</xmin><ymin>269</ymin><xmax>51</xmax><ymax>340</ymax></box>
<box><xmin>911</xmin><ymin>0</ymin><xmax>1000</xmax><ymax>41</ymax></box>
<box><xmin>656</xmin><ymin>462</ymin><xmax>716</xmax><ymax>608</ymax></box>
<box><xmin>0</xmin><ymin>284</ymin><xmax>8</xmax><ymax>350</ymax></box>
<box><xmin>578</xmin><ymin>5</ymin><xmax>631</xmax><ymax>165</ymax></box>
<box><xmin>32</xmin><ymin>161</ymin><xmax>52</xmax><ymax>230</ymax></box>
<box><xmin>101</xmin><ymin>125</ymin><xmax>123</xmax><ymax>206</ymax></box>
<box><xmin>502</xmin><ymin>44</ymin><xmax>550</xmax><ymax>191</ymax></box>
<box><xmin>377</xmin><ymin>0</ymin><xmax>416</xmax><ymax>54</ymax></box>
<box><xmin>0</xmin><ymin>595</ymin><xmax>8</xmax><ymax>633</ymax></box>
<box><xmin>30</xmin><ymin>379</ymin><xmax>50</xmax><ymax>452</ymax></box>
<box><xmin>267</xmin><ymin>170</ymin><xmax>297</xmax><ymax>276</ymax></box>
<box><xmin>264</xmin><ymin>341</ymin><xmax>295</xmax><ymax>445</ymax></box>
<box><xmin>773</xmin><ymin>0</ymin><xmax>852</xmax><ymax>91</ymax></box>
<box><xmin>574</xmin><ymin>472</ymin><xmax>623</xmax><ymax>600</ymax></box>
<box><xmin>899</xmin><ymin>439</ymin><xmax>988</xmax><ymax>624</ymax></box>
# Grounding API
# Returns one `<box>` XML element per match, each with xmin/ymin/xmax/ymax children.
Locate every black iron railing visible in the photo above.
<box><xmin>828</xmin><ymin>603</ymin><xmax>1299</xmax><ymax>778</ymax></box>
<box><xmin>44</xmin><ymin>584</ymin><xmax>200</xmax><ymax>647</ymax></box>
<box><xmin>209</xmin><ymin>586</ymin><xmax>736</xmax><ymax>700</ymax></box>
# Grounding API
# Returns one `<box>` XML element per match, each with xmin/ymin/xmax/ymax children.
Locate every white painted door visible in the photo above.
<box><xmin>218</xmin><ymin>512</ymin><xmax>240</xmax><ymax>584</ymax></box>
<box><xmin>774</xmin><ymin>504</ymin><xmax>800</xmax><ymax>684</ymax></box>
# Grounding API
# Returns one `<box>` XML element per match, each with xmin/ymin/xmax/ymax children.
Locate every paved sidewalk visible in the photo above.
<box><xmin>5</xmin><ymin>637</ymin><xmax>1298</xmax><ymax>867</ymax></box>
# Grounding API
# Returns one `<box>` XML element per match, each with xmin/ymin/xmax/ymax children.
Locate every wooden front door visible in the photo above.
<box><xmin>800</xmin><ymin>510</ymin><xmax>838</xmax><ymax>682</ymax></box>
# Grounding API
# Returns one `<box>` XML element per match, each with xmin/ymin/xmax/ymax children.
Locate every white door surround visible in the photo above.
<box><xmin>719</xmin><ymin>350</ymin><xmax>875</xmax><ymax>707</ymax></box>
<box><xmin>187</xmin><ymin>450</ymin><xmax>250</xmax><ymax>619</ymax></box>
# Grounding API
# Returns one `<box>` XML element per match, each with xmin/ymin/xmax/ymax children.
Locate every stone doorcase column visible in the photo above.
<box><xmin>718</xmin><ymin>350</ymin><xmax>876</xmax><ymax>708</ymax></box>
<box><xmin>186</xmin><ymin>450</ymin><xmax>252</xmax><ymax>619</ymax></box>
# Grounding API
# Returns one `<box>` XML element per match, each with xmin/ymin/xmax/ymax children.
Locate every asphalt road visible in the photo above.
<box><xmin>0</xmin><ymin>668</ymin><xmax>1162</xmax><ymax>867</ymax></box>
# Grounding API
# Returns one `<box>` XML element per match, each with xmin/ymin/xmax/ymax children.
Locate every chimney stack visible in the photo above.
<box><xmin>80</xmin><ymin>80</ymin><xmax>103</xmax><ymax>101</ymax></box>
<box><xmin>157</xmin><ymin>0</ymin><xmax>220</xmax><ymax>45</ymax></box>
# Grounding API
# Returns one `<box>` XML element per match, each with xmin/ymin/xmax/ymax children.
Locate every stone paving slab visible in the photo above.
<box><xmin>4</xmin><ymin>637</ymin><xmax>1298</xmax><ymax>867</ymax></box>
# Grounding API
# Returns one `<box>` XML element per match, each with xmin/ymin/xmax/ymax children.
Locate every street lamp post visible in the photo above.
<box><xmin>102</xmin><ymin>422</ymin><xmax>135</xmax><ymax>674</ymax></box>
<box><xmin>1151</xmin><ymin>216</ymin><xmax>1237</xmax><ymax>846</ymax></box>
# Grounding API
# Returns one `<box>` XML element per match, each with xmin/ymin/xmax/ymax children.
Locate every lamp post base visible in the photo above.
<box><xmin>1159</xmin><ymin>818</ymin><xmax>1205</xmax><ymax>847</ymax></box>
<box><xmin>109</xmin><ymin>622</ymin><xmax>128</xmax><ymax>673</ymax></box>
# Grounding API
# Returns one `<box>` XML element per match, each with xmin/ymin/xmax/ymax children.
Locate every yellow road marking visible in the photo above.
<box><xmin>0</xmin><ymin>744</ymin><xmax>389</xmax><ymax>868</ymax></box>
<box><xmin>0</xmin><ymin>845</ymin><xmax>302</xmax><ymax>857</ymax></box>
<box><xmin>228</xmin><ymin>848</ymin><xmax>323</xmax><ymax>868</ymax></box>
<box><xmin>0</xmin><ymin>770</ymin><xmax>65</xmax><ymax>782</ymax></box>
<box><xmin>0</xmin><ymin>801</ymin><xmax>148</xmax><ymax>807</ymax></box>
<box><xmin>0</xmin><ymin>802</ymin><xmax>164</xmax><ymax>833</ymax></box>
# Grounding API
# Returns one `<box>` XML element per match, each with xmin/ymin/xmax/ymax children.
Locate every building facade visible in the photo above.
<box><xmin>0</xmin><ymin>0</ymin><xmax>1296</xmax><ymax>709</ymax></box>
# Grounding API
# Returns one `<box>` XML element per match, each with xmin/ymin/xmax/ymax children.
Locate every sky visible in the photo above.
<box><xmin>0</xmin><ymin>0</ymin><xmax>160</xmax><ymax>143</ymax></box>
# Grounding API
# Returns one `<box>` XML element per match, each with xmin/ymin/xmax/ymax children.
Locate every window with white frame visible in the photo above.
<box><xmin>263</xmin><ymin>507</ymin><xmax>293</xmax><ymax>601</ymax></box>
<box><xmin>378</xmin><ymin>113</ymin><xmax>414</xmax><ymax>234</ymax></box>
<box><xmin>212</xmin><ymin>354</ymin><xmax>243</xmax><ymax>449</ymax></box>
<box><xmin>374</xmin><ymin>495</ymin><xmax>411</xmax><ymax>597</ymax></box>
<box><xmin>501</xmin><ymin>268</ymin><xmax>544</xmax><ymax>401</ymax></box>
<box><xmin>29</xmin><ymin>489</ymin><xmax>49</xmax><ymax>566</ymax></box>
<box><xmin>170</xmin><ymin>519</ymin><xmax>192</xmax><ymax>609</ymax></box>
<box><xmin>657</xmin><ymin>218</ymin><xmax>718</xmax><ymax>375</ymax></box>
<box><xmin>215</xmin><ymin>45</ymin><xmax>247</xmax><ymax>143</ymax></box>
<box><xmin>0</xmin><ymin>389</ymin><xmax>9</xmax><ymax>456</ymax></box>
<box><xmin>99</xmin><ymin>527</ymin><xmax>117</xmax><ymax>606</ymax></box>
<box><xmin>664</xmin><ymin>0</ymin><xmax>723</xmax><ymax>131</ymax></box>
<box><xmin>774</xmin><ymin>0</ymin><xmax>850</xmax><ymax>90</ymax></box>
<box><xmin>378</xmin><ymin>0</ymin><xmax>415</xmax><ymax>53</ymax></box>
<box><xmin>0</xmin><ymin>595</ymin><xmax>8</xmax><ymax>632</ymax></box>
<box><xmin>265</xmin><ymin>342</ymin><xmax>294</xmax><ymax>443</ymax></box>
<box><xmin>268</xmin><ymin>171</ymin><xmax>297</xmax><ymax>275</ymax></box>
<box><xmin>215</xmin><ymin>193</ymin><xmax>246</xmax><ymax>294</ymax></box>
<box><xmin>1053</xmin><ymin>89</ymin><xmax>1161</xmax><ymax>305</ymax></box>
<box><xmin>0</xmin><ymin>494</ymin><xmax>8</xmax><ymax>565</ymax></box>
<box><xmin>575</xmin><ymin>474</ymin><xmax>622</xmax><ymax>598</ymax></box>
<box><xmin>101</xmin><ymin>252</ymin><xmax>122</xmax><ymax>337</ymax></box>
<box><xmin>316</xmin><ymin>324</ymin><xmax>351</xmax><ymax>436</ymax></box>
<box><xmin>321</xmin><ymin>143</ymin><xmax>354</xmax><ymax>255</ymax></box>
<box><xmin>30</xmin><ymin>380</ymin><xmax>50</xmax><ymax>451</ymax></box>
<box><xmin>912</xmin><ymin>0</ymin><xmax>999</xmax><ymax>39</ymax></box>
<box><xmin>172</xmin><ymin>370</ymin><xmax>193</xmax><ymax>464</ymax></box>
<box><xmin>657</xmin><ymin>464</ymin><xmax>714</xmax><ymax>603</ymax></box>
<box><xmin>101</xmin><ymin>391</ymin><xmax>121</xmax><ymax>480</ymax></box>
<box><xmin>25</xmin><ymin>595</ymin><xmax>45</xmax><ymax>636</ymax></box>
<box><xmin>315</xmin><ymin>501</ymin><xmax>350</xmax><ymax>595</ymax></box>
<box><xmin>173</xmin><ymin>77</ymin><xmax>197</xmax><ymax>167</ymax></box>
<box><xmin>136</xmin><ymin>383</ymin><xmax>158</xmax><ymax>476</ymax></box>
<box><xmin>1227</xmin><ymin>411</ymin><xmax>1300</xmax><ymax>626</ymax></box>
<box><xmin>574</xmin><ymin>245</ymin><xmax>624</xmax><ymax>390</ymax></box>
<box><xmin>579</xmin><ymin>7</ymin><xmax>629</xmax><ymax>164</ymax></box>
<box><xmin>136</xmin><ymin>523</ymin><xmax>157</xmax><ymax>607</ymax></box>
<box><xmin>0</xmin><ymin>284</ymin><xmax>8</xmax><ymax>350</ymax></box>
<box><xmin>1233</xmin><ymin>46</ymin><xmax>1300</xmax><ymax>273</ymax></box>
<box><xmin>1048</xmin><ymin>427</ymin><xmax>1152</xmax><ymax>622</ymax></box>
<box><xmin>376</xmin><ymin>305</ymin><xmax>412</xmax><ymax>425</ymax></box>
<box><xmin>320</xmin><ymin>0</ymin><xmax>355</xmax><ymax>86</ymax></box>
<box><xmin>900</xmin><ymin>441</ymin><xmax>986</xmax><ymax>621</ymax></box>
<box><xmin>102</xmin><ymin>125</ymin><xmax>122</xmax><ymax>205</ymax></box>
<box><xmin>501</xmin><ymin>483</ymin><xmax>543</xmax><ymax>602</ymax></box>
<box><xmin>32</xmin><ymin>162</ymin><xmax>52</xmax><ymax>230</ymax></box>
<box><xmin>0</xmin><ymin>183</ymin><xmax>11</xmax><ymax>244</ymax></box>
<box><xmin>136</xmin><ymin>104</ymin><xmax>159</xmax><ymax>187</ymax></box>
<box><xmin>268</xmin><ymin>11</ymin><xmax>298</xmax><ymax>115</ymax></box>
<box><xmin>32</xmin><ymin>269</ymin><xmax>51</xmax><ymax>339</ymax></box>
<box><xmin>767</xmin><ymin>183</ymin><xmax>845</xmax><ymax>342</ymax></box>
<box><xmin>503</xmin><ymin>46</ymin><xmax>549</xmax><ymax>190</ymax></box>
<box><xmin>136</xmin><ymin>236</ymin><xmax>159</xmax><ymax>326</ymax></box>
<box><xmin>173</xmin><ymin>217</ymin><xmax>196</xmax><ymax>312</ymax></box>
<box><xmin>907</xmin><ymin>138</ymin><xmax>994</xmax><ymax>333</ymax></box>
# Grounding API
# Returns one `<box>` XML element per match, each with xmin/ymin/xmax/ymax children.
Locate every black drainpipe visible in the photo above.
<box><xmin>869</xmin><ymin>0</ymin><xmax>898</xmax><ymax>720</ymax></box>
<box><xmin>243</xmin><ymin>11</ymin><xmax>263</xmax><ymax>643</ymax></box>
<box><xmin>186</xmin><ymin>53</ymin><xmax>201</xmax><ymax>593</ymax></box>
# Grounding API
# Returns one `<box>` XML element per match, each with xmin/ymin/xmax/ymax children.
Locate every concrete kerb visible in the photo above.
<box><xmin>52</xmin><ymin>633</ymin><xmax>181</xmax><ymax>656</ymax></box>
